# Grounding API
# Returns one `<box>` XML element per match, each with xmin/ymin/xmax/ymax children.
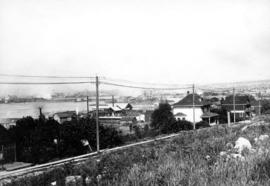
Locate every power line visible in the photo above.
<box><xmin>104</xmin><ymin>77</ymin><xmax>192</xmax><ymax>87</ymax></box>
<box><xmin>0</xmin><ymin>81</ymin><xmax>95</xmax><ymax>85</ymax></box>
<box><xmin>101</xmin><ymin>81</ymin><xmax>192</xmax><ymax>90</ymax></box>
<box><xmin>0</xmin><ymin>73</ymin><xmax>95</xmax><ymax>79</ymax></box>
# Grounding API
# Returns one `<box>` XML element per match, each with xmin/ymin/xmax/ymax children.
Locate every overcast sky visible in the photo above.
<box><xmin>1</xmin><ymin>0</ymin><xmax>270</xmax><ymax>96</ymax></box>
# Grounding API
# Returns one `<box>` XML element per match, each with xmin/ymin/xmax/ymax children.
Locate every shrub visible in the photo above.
<box><xmin>195</xmin><ymin>121</ymin><xmax>210</xmax><ymax>129</ymax></box>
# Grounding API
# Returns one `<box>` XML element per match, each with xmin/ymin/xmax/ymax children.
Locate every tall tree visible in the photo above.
<box><xmin>150</xmin><ymin>103</ymin><xmax>176</xmax><ymax>133</ymax></box>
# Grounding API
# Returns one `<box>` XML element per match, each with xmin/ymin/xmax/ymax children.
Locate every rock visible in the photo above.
<box><xmin>50</xmin><ymin>181</ymin><xmax>57</xmax><ymax>186</ymax></box>
<box><xmin>255</xmin><ymin>135</ymin><xmax>269</xmax><ymax>145</ymax></box>
<box><xmin>65</xmin><ymin>175</ymin><xmax>83</xmax><ymax>186</ymax></box>
<box><xmin>254</xmin><ymin>137</ymin><xmax>259</xmax><ymax>144</ymax></box>
<box><xmin>220</xmin><ymin>151</ymin><xmax>227</xmax><ymax>156</ymax></box>
<box><xmin>205</xmin><ymin>155</ymin><xmax>210</xmax><ymax>160</ymax></box>
<box><xmin>234</xmin><ymin>137</ymin><xmax>252</xmax><ymax>154</ymax></box>
<box><xmin>259</xmin><ymin>134</ymin><xmax>269</xmax><ymax>141</ymax></box>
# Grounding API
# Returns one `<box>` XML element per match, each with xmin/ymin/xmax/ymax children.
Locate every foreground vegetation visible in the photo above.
<box><xmin>4</xmin><ymin>116</ymin><xmax>270</xmax><ymax>185</ymax></box>
<box><xmin>0</xmin><ymin>103</ymin><xmax>202</xmax><ymax>164</ymax></box>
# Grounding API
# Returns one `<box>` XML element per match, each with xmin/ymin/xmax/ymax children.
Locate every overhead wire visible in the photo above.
<box><xmin>0</xmin><ymin>81</ymin><xmax>95</xmax><ymax>85</ymax></box>
<box><xmin>103</xmin><ymin>77</ymin><xmax>192</xmax><ymax>87</ymax></box>
<box><xmin>0</xmin><ymin>73</ymin><xmax>96</xmax><ymax>79</ymax></box>
<box><xmin>100</xmin><ymin>81</ymin><xmax>192</xmax><ymax>90</ymax></box>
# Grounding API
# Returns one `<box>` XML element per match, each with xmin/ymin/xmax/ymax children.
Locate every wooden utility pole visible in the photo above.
<box><xmin>227</xmin><ymin>111</ymin><xmax>231</xmax><ymax>127</ymax></box>
<box><xmin>86</xmin><ymin>96</ymin><xmax>89</xmax><ymax>116</ymax></box>
<box><xmin>112</xmin><ymin>95</ymin><xmax>114</xmax><ymax>107</ymax></box>
<box><xmin>233</xmin><ymin>87</ymin><xmax>236</xmax><ymax>124</ymax></box>
<box><xmin>259</xmin><ymin>92</ymin><xmax>261</xmax><ymax>115</ymax></box>
<box><xmin>14</xmin><ymin>143</ymin><xmax>17</xmax><ymax>162</ymax></box>
<box><xmin>96</xmin><ymin>76</ymin><xmax>100</xmax><ymax>153</ymax></box>
<box><xmin>192</xmin><ymin>84</ymin><xmax>195</xmax><ymax>130</ymax></box>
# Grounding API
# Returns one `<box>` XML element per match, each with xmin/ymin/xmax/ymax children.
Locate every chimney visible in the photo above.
<box><xmin>39</xmin><ymin>107</ymin><xmax>42</xmax><ymax>116</ymax></box>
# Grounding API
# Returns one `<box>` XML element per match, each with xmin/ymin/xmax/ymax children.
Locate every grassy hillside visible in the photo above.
<box><xmin>4</xmin><ymin>116</ymin><xmax>270</xmax><ymax>186</ymax></box>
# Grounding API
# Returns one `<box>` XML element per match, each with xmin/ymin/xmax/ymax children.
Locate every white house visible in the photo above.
<box><xmin>173</xmin><ymin>93</ymin><xmax>204</xmax><ymax>123</ymax></box>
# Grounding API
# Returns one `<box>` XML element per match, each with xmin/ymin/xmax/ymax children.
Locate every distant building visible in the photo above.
<box><xmin>144</xmin><ymin>110</ymin><xmax>154</xmax><ymax>123</ymax></box>
<box><xmin>53</xmin><ymin>111</ymin><xmax>76</xmax><ymax>124</ymax></box>
<box><xmin>0</xmin><ymin>118</ymin><xmax>18</xmax><ymax>129</ymax></box>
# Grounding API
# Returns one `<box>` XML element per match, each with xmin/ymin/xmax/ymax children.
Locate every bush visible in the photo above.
<box><xmin>195</xmin><ymin>121</ymin><xmax>210</xmax><ymax>129</ymax></box>
<box><xmin>178</xmin><ymin>120</ymin><xmax>193</xmax><ymax>131</ymax></box>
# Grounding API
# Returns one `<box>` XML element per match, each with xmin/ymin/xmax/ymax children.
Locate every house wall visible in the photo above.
<box><xmin>173</xmin><ymin>107</ymin><xmax>203</xmax><ymax>123</ymax></box>
<box><xmin>175</xmin><ymin>116</ymin><xmax>186</xmax><ymax>120</ymax></box>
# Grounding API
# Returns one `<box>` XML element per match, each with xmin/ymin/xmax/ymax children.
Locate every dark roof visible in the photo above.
<box><xmin>173</xmin><ymin>94</ymin><xmax>205</xmax><ymax>107</ymax></box>
<box><xmin>222</xmin><ymin>95</ymin><xmax>255</xmax><ymax>104</ymax></box>
<box><xmin>201</xmin><ymin>112</ymin><xmax>219</xmax><ymax>118</ymax></box>
<box><xmin>222</xmin><ymin>95</ymin><xmax>255</xmax><ymax>111</ymax></box>
<box><xmin>54</xmin><ymin>111</ymin><xmax>76</xmax><ymax>118</ymax></box>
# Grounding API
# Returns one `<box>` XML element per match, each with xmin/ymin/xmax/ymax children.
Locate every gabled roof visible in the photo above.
<box><xmin>222</xmin><ymin>95</ymin><xmax>255</xmax><ymax>111</ymax></box>
<box><xmin>54</xmin><ymin>111</ymin><xmax>76</xmax><ymax>118</ymax></box>
<box><xmin>173</xmin><ymin>94</ymin><xmax>204</xmax><ymax>107</ymax></box>
<box><xmin>222</xmin><ymin>95</ymin><xmax>255</xmax><ymax>104</ymax></box>
<box><xmin>174</xmin><ymin>112</ymin><xmax>187</xmax><ymax>117</ymax></box>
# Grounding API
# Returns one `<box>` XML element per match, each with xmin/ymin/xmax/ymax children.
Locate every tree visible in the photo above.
<box><xmin>195</xmin><ymin>121</ymin><xmax>210</xmax><ymax>129</ymax></box>
<box><xmin>176</xmin><ymin>119</ymin><xmax>193</xmax><ymax>131</ymax></box>
<box><xmin>261</xmin><ymin>100</ymin><xmax>270</xmax><ymax>114</ymax></box>
<box><xmin>150</xmin><ymin>103</ymin><xmax>176</xmax><ymax>134</ymax></box>
<box><xmin>10</xmin><ymin>116</ymin><xmax>60</xmax><ymax>163</ymax></box>
<box><xmin>11</xmin><ymin>116</ymin><xmax>124</xmax><ymax>163</ymax></box>
<box><xmin>0</xmin><ymin>125</ymin><xmax>11</xmax><ymax>145</ymax></box>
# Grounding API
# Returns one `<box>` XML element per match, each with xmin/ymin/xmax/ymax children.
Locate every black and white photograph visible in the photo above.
<box><xmin>1</xmin><ymin>0</ymin><xmax>270</xmax><ymax>185</ymax></box>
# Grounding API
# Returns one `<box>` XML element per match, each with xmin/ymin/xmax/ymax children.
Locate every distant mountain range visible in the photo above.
<box><xmin>200</xmin><ymin>79</ymin><xmax>270</xmax><ymax>90</ymax></box>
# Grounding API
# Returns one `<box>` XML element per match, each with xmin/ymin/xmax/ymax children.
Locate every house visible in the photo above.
<box><xmin>0</xmin><ymin>118</ymin><xmax>18</xmax><ymax>129</ymax></box>
<box><xmin>144</xmin><ymin>110</ymin><xmax>153</xmax><ymax>123</ymax></box>
<box><xmin>121</xmin><ymin>110</ymin><xmax>145</xmax><ymax>124</ymax></box>
<box><xmin>250</xmin><ymin>100</ymin><xmax>261</xmax><ymax>116</ymax></box>
<box><xmin>53</xmin><ymin>111</ymin><xmax>76</xmax><ymax>124</ymax></box>
<box><xmin>222</xmin><ymin>95</ymin><xmax>255</xmax><ymax>119</ymax></box>
<box><xmin>173</xmin><ymin>93</ymin><xmax>204</xmax><ymax>123</ymax></box>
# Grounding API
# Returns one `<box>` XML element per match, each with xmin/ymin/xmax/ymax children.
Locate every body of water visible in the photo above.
<box><xmin>0</xmin><ymin>101</ymin><xmax>88</xmax><ymax>119</ymax></box>
<box><xmin>0</xmin><ymin>101</ymin><xmax>156</xmax><ymax>120</ymax></box>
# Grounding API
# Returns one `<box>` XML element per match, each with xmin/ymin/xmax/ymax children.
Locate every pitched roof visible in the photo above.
<box><xmin>54</xmin><ymin>111</ymin><xmax>76</xmax><ymax>118</ymax></box>
<box><xmin>173</xmin><ymin>94</ymin><xmax>204</xmax><ymax>107</ymax></box>
<box><xmin>174</xmin><ymin>112</ymin><xmax>187</xmax><ymax>117</ymax></box>
<box><xmin>222</xmin><ymin>95</ymin><xmax>255</xmax><ymax>104</ymax></box>
<box><xmin>222</xmin><ymin>95</ymin><xmax>255</xmax><ymax>111</ymax></box>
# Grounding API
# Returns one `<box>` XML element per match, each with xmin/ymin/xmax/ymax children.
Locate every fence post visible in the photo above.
<box><xmin>227</xmin><ymin>112</ymin><xmax>231</xmax><ymax>127</ymax></box>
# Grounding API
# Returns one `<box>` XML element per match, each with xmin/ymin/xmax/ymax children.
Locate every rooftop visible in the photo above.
<box><xmin>173</xmin><ymin>94</ymin><xmax>207</xmax><ymax>107</ymax></box>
